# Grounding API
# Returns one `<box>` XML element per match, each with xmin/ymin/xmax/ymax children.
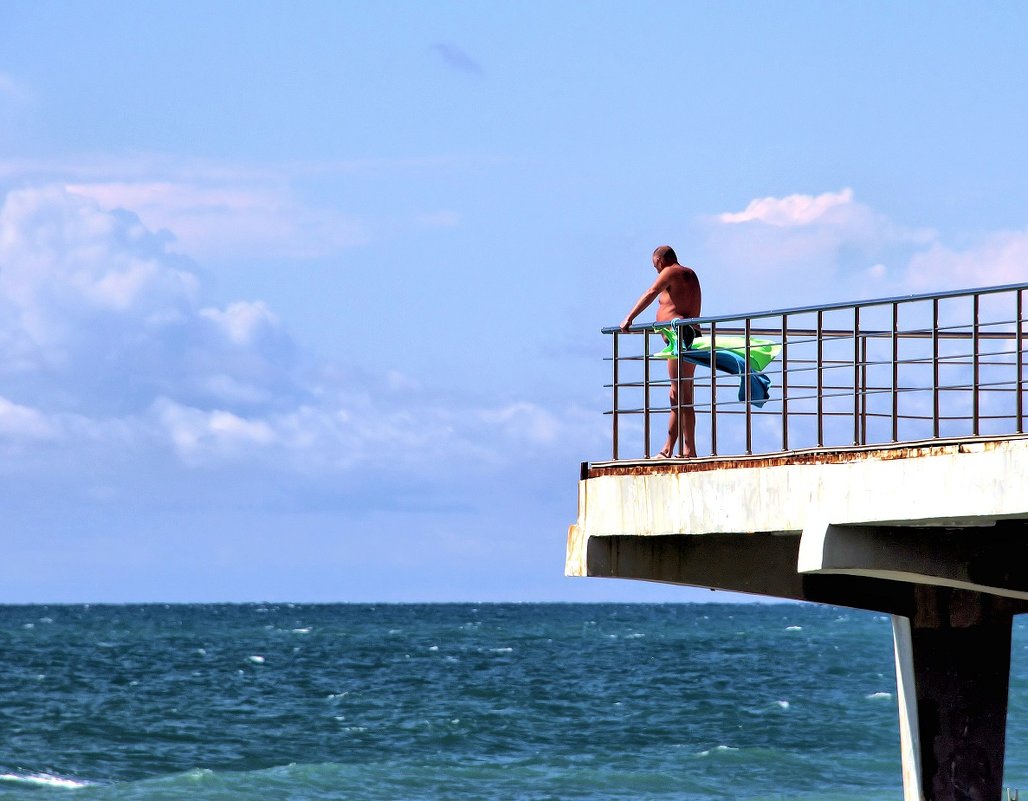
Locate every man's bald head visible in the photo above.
<box><xmin>653</xmin><ymin>245</ymin><xmax>679</xmax><ymax>267</ymax></box>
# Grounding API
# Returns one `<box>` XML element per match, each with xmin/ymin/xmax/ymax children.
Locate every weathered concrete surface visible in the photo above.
<box><xmin>567</xmin><ymin>437</ymin><xmax>1028</xmax><ymax>596</ymax></box>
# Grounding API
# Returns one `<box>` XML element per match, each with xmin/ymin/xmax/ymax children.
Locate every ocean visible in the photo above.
<box><xmin>1</xmin><ymin>603</ymin><xmax>1027</xmax><ymax>800</ymax></box>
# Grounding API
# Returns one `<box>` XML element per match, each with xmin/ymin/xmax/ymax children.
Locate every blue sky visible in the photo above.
<box><xmin>0</xmin><ymin>2</ymin><xmax>1026</xmax><ymax>602</ymax></box>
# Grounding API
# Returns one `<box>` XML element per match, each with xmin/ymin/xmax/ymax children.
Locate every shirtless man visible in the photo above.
<box><xmin>620</xmin><ymin>246</ymin><xmax>702</xmax><ymax>458</ymax></box>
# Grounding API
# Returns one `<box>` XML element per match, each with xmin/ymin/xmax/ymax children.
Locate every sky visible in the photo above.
<box><xmin>0</xmin><ymin>1</ymin><xmax>1026</xmax><ymax>602</ymax></box>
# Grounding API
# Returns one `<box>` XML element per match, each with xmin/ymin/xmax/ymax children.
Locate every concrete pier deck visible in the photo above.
<box><xmin>568</xmin><ymin>436</ymin><xmax>1028</xmax><ymax>606</ymax></box>
<box><xmin>568</xmin><ymin>438</ymin><xmax>1028</xmax><ymax>800</ymax></box>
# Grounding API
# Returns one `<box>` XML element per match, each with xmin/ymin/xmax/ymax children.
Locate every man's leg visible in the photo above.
<box><xmin>679</xmin><ymin>360</ymin><xmax>697</xmax><ymax>457</ymax></box>
<box><xmin>663</xmin><ymin>358</ymin><xmax>697</xmax><ymax>457</ymax></box>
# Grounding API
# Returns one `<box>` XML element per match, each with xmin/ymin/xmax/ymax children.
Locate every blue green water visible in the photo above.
<box><xmin>2</xmin><ymin>603</ymin><xmax>1027</xmax><ymax>800</ymax></box>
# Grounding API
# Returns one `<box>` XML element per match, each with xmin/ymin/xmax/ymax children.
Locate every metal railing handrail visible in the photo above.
<box><xmin>602</xmin><ymin>280</ymin><xmax>1028</xmax><ymax>335</ymax></box>
<box><xmin>603</xmin><ymin>282</ymin><xmax>1028</xmax><ymax>461</ymax></box>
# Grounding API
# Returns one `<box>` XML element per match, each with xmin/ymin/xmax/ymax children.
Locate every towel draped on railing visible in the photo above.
<box><xmin>654</xmin><ymin>326</ymin><xmax>782</xmax><ymax>408</ymax></box>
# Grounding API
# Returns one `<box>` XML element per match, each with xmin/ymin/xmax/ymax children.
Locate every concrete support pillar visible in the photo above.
<box><xmin>893</xmin><ymin>589</ymin><xmax>1013</xmax><ymax>801</ymax></box>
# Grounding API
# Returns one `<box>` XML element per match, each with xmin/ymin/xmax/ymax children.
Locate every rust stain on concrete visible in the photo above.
<box><xmin>587</xmin><ymin>435</ymin><xmax>1024</xmax><ymax>479</ymax></box>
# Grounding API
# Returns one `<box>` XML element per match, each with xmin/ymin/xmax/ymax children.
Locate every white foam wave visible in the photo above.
<box><xmin>489</xmin><ymin>647</ymin><xmax>513</xmax><ymax>653</ymax></box>
<box><xmin>866</xmin><ymin>691</ymin><xmax>893</xmax><ymax>700</ymax></box>
<box><xmin>291</xmin><ymin>628</ymin><xmax>311</xmax><ymax>634</ymax></box>
<box><xmin>698</xmin><ymin>745</ymin><xmax>739</xmax><ymax>757</ymax></box>
<box><xmin>785</xmin><ymin>625</ymin><xmax>802</xmax><ymax>631</ymax></box>
<box><xmin>0</xmin><ymin>772</ymin><xmax>92</xmax><ymax>789</ymax></box>
<box><xmin>248</xmin><ymin>655</ymin><xmax>265</xmax><ymax>664</ymax></box>
<box><xmin>777</xmin><ymin>700</ymin><xmax>790</xmax><ymax>709</ymax></box>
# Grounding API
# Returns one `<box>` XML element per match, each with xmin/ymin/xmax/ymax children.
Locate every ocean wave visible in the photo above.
<box><xmin>697</xmin><ymin>745</ymin><xmax>740</xmax><ymax>757</ymax></box>
<box><xmin>0</xmin><ymin>772</ymin><xmax>93</xmax><ymax>789</ymax></box>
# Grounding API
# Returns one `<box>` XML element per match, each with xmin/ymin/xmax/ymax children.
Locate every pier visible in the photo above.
<box><xmin>567</xmin><ymin>282</ymin><xmax>1028</xmax><ymax>801</ymax></box>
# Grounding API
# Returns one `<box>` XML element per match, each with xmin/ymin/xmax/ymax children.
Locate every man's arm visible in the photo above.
<box><xmin>620</xmin><ymin>272</ymin><xmax>671</xmax><ymax>332</ymax></box>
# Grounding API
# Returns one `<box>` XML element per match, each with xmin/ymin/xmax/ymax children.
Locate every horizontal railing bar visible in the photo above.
<box><xmin>606</xmin><ymin>281</ymin><xmax>1028</xmax><ymax>334</ymax></box>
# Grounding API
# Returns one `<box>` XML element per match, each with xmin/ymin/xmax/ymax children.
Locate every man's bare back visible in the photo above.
<box><xmin>655</xmin><ymin>264</ymin><xmax>701</xmax><ymax>323</ymax></box>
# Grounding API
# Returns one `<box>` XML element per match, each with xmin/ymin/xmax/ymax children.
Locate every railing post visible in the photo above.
<box><xmin>973</xmin><ymin>293</ymin><xmax>981</xmax><ymax>436</ymax></box>
<box><xmin>744</xmin><ymin>316</ymin><xmax>752</xmax><ymax>455</ymax></box>
<box><xmin>933</xmin><ymin>298</ymin><xmax>940</xmax><ymax>439</ymax></box>
<box><xmin>643</xmin><ymin>330</ymin><xmax>651</xmax><ymax>457</ymax></box>
<box><xmin>612</xmin><ymin>331</ymin><xmax>620</xmax><ymax>460</ymax></box>
<box><xmin>892</xmin><ymin>302</ymin><xmax>900</xmax><ymax>443</ymax></box>
<box><xmin>860</xmin><ymin>335</ymin><xmax>868</xmax><ymax>445</ymax></box>
<box><xmin>817</xmin><ymin>309</ymin><xmax>824</xmax><ymax>447</ymax></box>
<box><xmin>1019</xmin><ymin>289</ymin><xmax>1025</xmax><ymax>434</ymax></box>
<box><xmin>710</xmin><ymin>322</ymin><xmax>718</xmax><ymax>457</ymax></box>
<box><xmin>852</xmin><ymin>306</ymin><xmax>860</xmax><ymax>446</ymax></box>
<box><xmin>780</xmin><ymin>314</ymin><xmax>789</xmax><ymax>451</ymax></box>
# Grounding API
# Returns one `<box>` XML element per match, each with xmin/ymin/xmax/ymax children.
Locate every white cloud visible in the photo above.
<box><xmin>698</xmin><ymin>188</ymin><xmax>938</xmax><ymax>307</ymax></box>
<box><xmin>0</xmin><ymin>186</ymin><xmax>298</xmax><ymax>409</ymax></box>
<box><xmin>717</xmin><ymin>188</ymin><xmax>856</xmax><ymax>227</ymax></box>
<box><xmin>710</xmin><ymin>188</ymin><xmax>933</xmax><ymax>249</ymax></box>
<box><xmin>0</xmin><ymin>396</ymin><xmax>55</xmax><ymax>440</ymax></box>
<box><xmin>154</xmin><ymin>398</ymin><xmax>277</xmax><ymax>464</ymax></box>
<box><xmin>904</xmin><ymin>229</ymin><xmax>1028</xmax><ymax>292</ymax></box>
<box><xmin>200</xmin><ymin>301</ymin><xmax>280</xmax><ymax>346</ymax></box>
<box><xmin>0</xmin><ymin>185</ymin><xmax>590</xmax><ymax>483</ymax></box>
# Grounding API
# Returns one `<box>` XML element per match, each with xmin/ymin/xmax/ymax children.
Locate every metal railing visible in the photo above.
<box><xmin>604</xmin><ymin>282</ymin><xmax>1028</xmax><ymax>461</ymax></box>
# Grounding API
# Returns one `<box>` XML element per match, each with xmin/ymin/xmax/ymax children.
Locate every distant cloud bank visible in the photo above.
<box><xmin>0</xmin><ymin>186</ymin><xmax>597</xmax><ymax>485</ymax></box>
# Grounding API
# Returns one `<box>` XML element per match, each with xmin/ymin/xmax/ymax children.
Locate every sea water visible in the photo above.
<box><xmin>2</xmin><ymin>603</ymin><xmax>1027</xmax><ymax>800</ymax></box>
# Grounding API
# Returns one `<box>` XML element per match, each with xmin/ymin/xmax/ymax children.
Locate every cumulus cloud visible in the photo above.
<box><xmin>717</xmin><ymin>188</ymin><xmax>857</xmax><ymax>227</ymax></box>
<box><xmin>711</xmin><ymin>187</ymin><xmax>933</xmax><ymax>250</ymax></box>
<box><xmin>698</xmin><ymin>188</ymin><xmax>939</xmax><ymax>307</ymax></box>
<box><xmin>0</xmin><ymin>185</ymin><xmax>590</xmax><ymax>484</ymax></box>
